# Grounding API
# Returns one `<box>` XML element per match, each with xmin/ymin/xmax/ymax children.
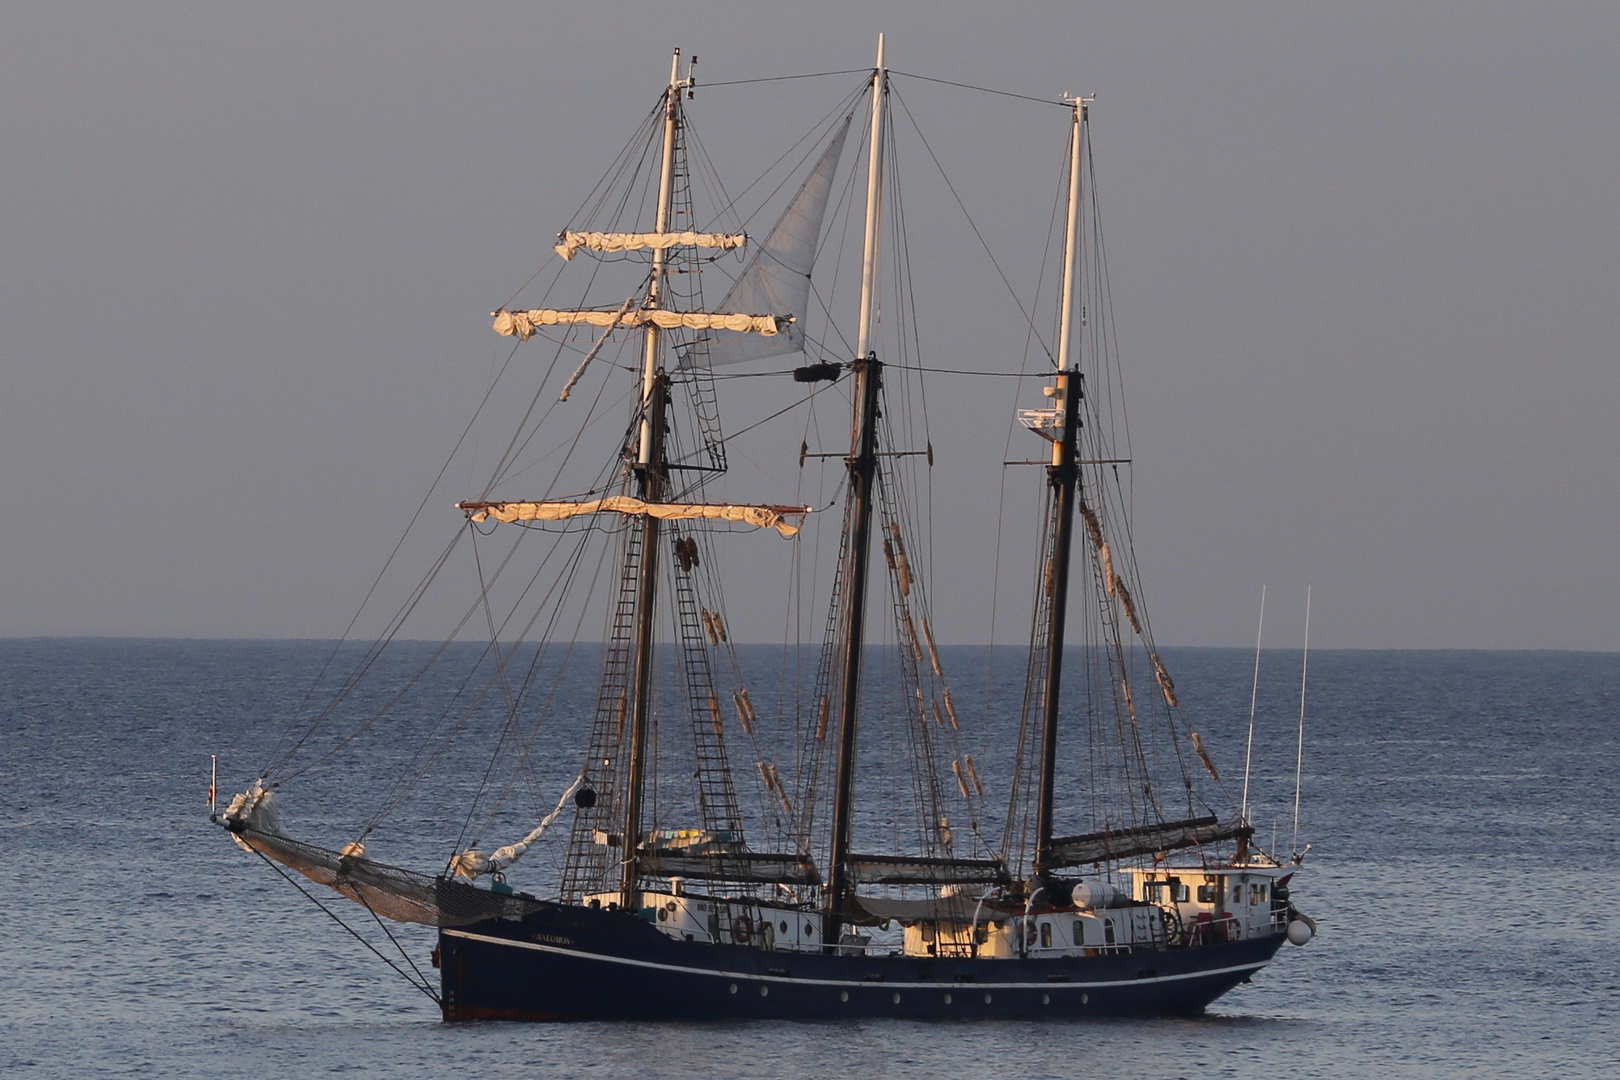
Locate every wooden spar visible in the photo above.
<box><xmin>854</xmin><ymin>34</ymin><xmax>886</xmax><ymax>362</ymax></box>
<box><xmin>1033</xmin><ymin>99</ymin><xmax>1086</xmax><ymax>884</ymax></box>
<box><xmin>619</xmin><ymin>369</ymin><xmax>668</xmax><ymax>909</ymax></box>
<box><xmin>825</xmin><ymin>355</ymin><xmax>882</xmax><ymax>948</ymax></box>
<box><xmin>636</xmin><ymin>49</ymin><xmax>681</xmax><ymax>466</ymax></box>
<box><xmin>1032</xmin><ymin>365</ymin><xmax>1079</xmax><ymax>882</ymax></box>
<box><xmin>826</xmin><ymin>36</ymin><xmax>887</xmax><ymax>952</ymax></box>
<box><xmin>620</xmin><ymin>51</ymin><xmax>684</xmax><ymax>910</ymax></box>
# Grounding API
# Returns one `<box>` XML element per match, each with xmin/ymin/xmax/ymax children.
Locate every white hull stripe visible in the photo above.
<box><xmin>442</xmin><ymin>929</ymin><xmax>1269</xmax><ymax>990</ymax></box>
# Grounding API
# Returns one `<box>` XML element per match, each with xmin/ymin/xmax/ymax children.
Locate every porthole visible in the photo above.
<box><xmin>892</xmin><ymin>992</ymin><xmax>901</xmax><ymax>1004</ymax></box>
<box><xmin>780</xmin><ymin>920</ymin><xmax>789</xmax><ymax>934</ymax></box>
<box><xmin>760</xmin><ymin>985</ymin><xmax>769</xmax><ymax>997</ymax></box>
<box><xmin>944</xmin><ymin>993</ymin><xmax>953</xmax><ymax>1005</ymax></box>
<box><xmin>806</xmin><ymin>923</ymin><xmax>816</xmax><ymax>937</ymax></box>
<box><xmin>840</xmin><ymin>990</ymin><xmax>849</xmax><ymax>1002</ymax></box>
<box><xmin>984</xmin><ymin>993</ymin><xmax>993</xmax><ymax>1004</ymax></box>
<box><xmin>1042</xmin><ymin>994</ymin><xmax>1050</xmax><ymax>1005</ymax></box>
<box><xmin>729</xmin><ymin>983</ymin><xmax>737</xmax><ymax>994</ymax></box>
<box><xmin>1081</xmin><ymin>993</ymin><xmax>1089</xmax><ymax>1005</ymax></box>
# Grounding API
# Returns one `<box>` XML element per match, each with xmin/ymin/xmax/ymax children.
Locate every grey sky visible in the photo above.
<box><xmin>2</xmin><ymin>2</ymin><xmax>1616</xmax><ymax>649</ymax></box>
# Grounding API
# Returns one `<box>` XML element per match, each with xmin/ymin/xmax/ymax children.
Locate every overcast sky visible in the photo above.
<box><xmin>2</xmin><ymin>2</ymin><xmax>1616</xmax><ymax>650</ymax></box>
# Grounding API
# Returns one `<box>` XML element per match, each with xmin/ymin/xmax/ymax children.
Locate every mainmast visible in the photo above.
<box><xmin>825</xmin><ymin>35</ymin><xmax>887</xmax><ymax>949</ymax></box>
<box><xmin>620</xmin><ymin>50</ymin><xmax>688</xmax><ymax>909</ymax></box>
<box><xmin>1032</xmin><ymin>98</ymin><xmax>1088</xmax><ymax>885</ymax></box>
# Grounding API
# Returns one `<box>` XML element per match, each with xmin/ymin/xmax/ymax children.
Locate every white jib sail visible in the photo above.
<box><xmin>697</xmin><ymin>116</ymin><xmax>853</xmax><ymax>369</ymax></box>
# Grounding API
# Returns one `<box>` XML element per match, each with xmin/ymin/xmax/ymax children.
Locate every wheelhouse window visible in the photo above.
<box><xmin>1040</xmin><ymin>921</ymin><xmax>1053</xmax><ymax>949</ymax></box>
<box><xmin>1196</xmin><ymin>884</ymin><xmax>1218</xmax><ymax>904</ymax></box>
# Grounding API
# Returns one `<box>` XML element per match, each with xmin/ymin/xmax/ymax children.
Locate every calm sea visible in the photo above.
<box><xmin>1</xmin><ymin>640</ymin><xmax>1616</xmax><ymax>1079</ymax></box>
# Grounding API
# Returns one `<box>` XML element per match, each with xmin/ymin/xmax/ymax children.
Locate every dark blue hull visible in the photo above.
<box><xmin>437</xmin><ymin>899</ymin><xmax>1284</xmax><ymax>1021</ymax></box>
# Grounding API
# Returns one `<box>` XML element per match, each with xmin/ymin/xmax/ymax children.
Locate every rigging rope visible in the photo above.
<box><xmin>890</xmin><ymin>70</ymin><xmax>1073</xmax><ymax>108</ymax></box>
<box><xmin>890</xmin><ymin>84</ymin><xmax>1054</xmax><ymax>365</ymax></box>
<box><xmin>250</xmin><ymin>847</ymin><xmax>440</xmax><ymax>1005</ymax></box>
<box><xmin>701</xmin><ymin>68</ymin><xmax>869</xmax><ymax>88</ymax></box>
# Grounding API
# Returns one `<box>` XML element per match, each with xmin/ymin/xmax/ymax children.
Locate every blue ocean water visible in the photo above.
<box><xmin>1</xmin><ymin>640</ymin><xmax>1616</xmax><ymax>1078</ymax></box>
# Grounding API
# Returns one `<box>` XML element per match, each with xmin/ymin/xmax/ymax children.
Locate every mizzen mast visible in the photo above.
<box><xmin>1031</xmin><ymin>96</ymin><xmax>1088</xmax><ymax>887</ymax></box>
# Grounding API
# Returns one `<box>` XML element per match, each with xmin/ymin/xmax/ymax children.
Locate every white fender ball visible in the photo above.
<box><xmin>1287</xmin><ymin>919</ymin><xmax>1314</xmax><ymax>946</ymax></box>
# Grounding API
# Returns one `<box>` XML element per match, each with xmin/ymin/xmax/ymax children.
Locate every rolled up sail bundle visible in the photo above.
<box><xmin>449</xmin><ymin>774</ymin><xmax>584</xmax><ymax>881</ymax></box>
<box><xmin>639</xmin><ymin>851</ymin><xmax>822</xmax><ymax>885</ymax></box>
<box><xmin>554</xmin><ymin>230</ymin><xmax>747</xmax><ymax>260</ymax></box>
<box><xmin>493</xmin><ymin>307</ymin><xmax>791</xmax><ymax>342</ymax></box>
<box><xmin>457</xmin><ymin>495</ymin><xmax>811</xmax><ymax>538</ymax></box>
<box><xmin>847</xmin><ymin>853</ymin><xmax>1011</xmax><ymax>886</ymax></box>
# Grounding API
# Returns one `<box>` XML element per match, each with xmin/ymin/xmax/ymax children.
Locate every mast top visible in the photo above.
<box><xmin>666</xmin><ymin>48</ymin><xmax>697</xmax><ymax>95</ymax></box>
<box><xmin>854</xmin><ymin>34</ymin><xmax>889</xmax><ymax>362</ymax></box>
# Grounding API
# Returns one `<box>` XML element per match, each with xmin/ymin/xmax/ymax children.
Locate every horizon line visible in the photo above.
<box><xmin>1</xmin><ymin>634</ymin><xmax>1615</xmax><ymax>655</ymax></box>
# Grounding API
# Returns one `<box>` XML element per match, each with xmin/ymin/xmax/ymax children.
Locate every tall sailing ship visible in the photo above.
<box><xmin>219</xmin><ymin>41</ymin><xmax>1315</xmax><ymax>1020</ymax></box>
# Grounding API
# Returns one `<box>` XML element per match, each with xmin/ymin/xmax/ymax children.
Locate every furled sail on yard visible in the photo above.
<box><xmin>492</xmin><ymin>307</ymin><xmax>789</xmax><ymax>341</ymax></box>
<box><xmin>697</xmin><ymin>116</ymin><xmax>852</xmax><ymax>368</ymax></box>
<box><xmin>456</xmin><ymin>496</ymin><xmax>811</xmax><ymax>537</ymax></box>
<box><xmin>554</xmin><ymin>230</ymin><xmax>747</xmax><ymax>260</ymax></box>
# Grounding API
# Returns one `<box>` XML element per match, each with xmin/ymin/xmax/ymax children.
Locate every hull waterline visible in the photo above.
<box><xmin>437</xmin><ymin>900</ymin><xmax>1285</xmax><ymax>1021</ymax></box>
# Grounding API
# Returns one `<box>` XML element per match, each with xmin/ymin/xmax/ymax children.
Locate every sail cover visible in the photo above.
<box><xmin>848</xmin><ymin>853</ymin><xmax>1011</xmax><ymax>886</ymax></box>
<box><xmin>640</xmin><ymin>852</ymin><xmax>821</xmax><ymax>885</ymax></box>
<box><xmin>494</xmin><ymin>308</ymin><xmax>789</xmax><ymax>342</ymax></box>
<box><xmin>555</xmin><ymin>231</ymin><xmax>747</xmax><ymax>260</ymax></box>
<box><xmin>1045</xmin><ymin>816</ymin><xmax>1254</xmax><ymax>868</ymax></box>
<box><xmin>458</xmin><ymin>496</ymin><xmax>810</xmax><ymax>537</ymax></box>
<box><xmin>696</xmin><ymin>116</ymin><xmax>853</xmax><ymax>369</ymax></box>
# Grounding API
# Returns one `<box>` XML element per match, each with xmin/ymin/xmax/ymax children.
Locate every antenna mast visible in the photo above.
<box><xmin>1240</xmin><ymin>584</ymin><xmax>1266</xmax><ymax>825</ymax></box>
<box><xmin>1291</xmin><ymin>585</ymin><xmax>1312</xmax><ymax>859</ymax></box>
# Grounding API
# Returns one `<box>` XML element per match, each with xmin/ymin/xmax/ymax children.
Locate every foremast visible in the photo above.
<box><xmin>824</xmin><ymin>36</ymin><xmax>888</xmax><ymax>950</ymax></box>
<box><xmin>620</xmin><ymin>50</ymin><xmax>689</xmax><ymax>909</ymax></box>
<box><xmin>482</xmin><ymin>52</ymin><xmax>817</xmax><ymax>907</ymax></box>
